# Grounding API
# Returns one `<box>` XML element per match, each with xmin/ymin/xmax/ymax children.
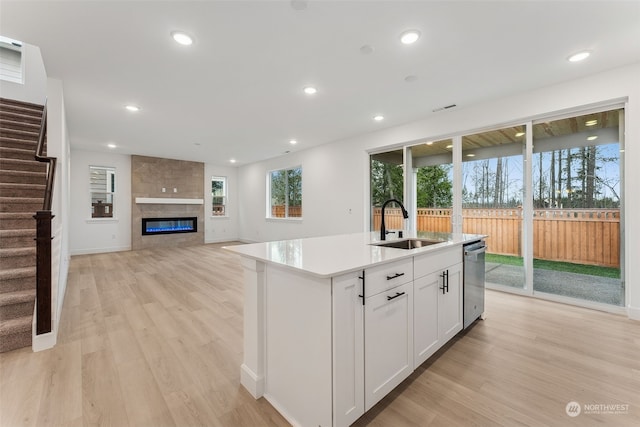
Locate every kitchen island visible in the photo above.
<box><xmin>224</xmin><ymin>231</ymin><xmax>485</xmax><ymax>427</ymax></box>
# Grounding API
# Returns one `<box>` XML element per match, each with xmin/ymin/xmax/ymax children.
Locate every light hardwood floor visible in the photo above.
<box><xmin>1</xmin><ymin>243</ymin><xmax>638</xmax><ymax>427</ymax></box>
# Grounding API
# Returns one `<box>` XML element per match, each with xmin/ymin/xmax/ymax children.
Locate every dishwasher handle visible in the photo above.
<box><xmin>465</xmin><ymin>245</ymin><xmax>486</xmax><ymax>256</ymax></box>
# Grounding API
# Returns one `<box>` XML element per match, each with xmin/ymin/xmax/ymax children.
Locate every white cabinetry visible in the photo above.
<box><xmin>332</xmin><ymin>272</ymin><xmax>365</xmax><ymax>427</ymax></box>
<box><xmin>413</xmin><ymin>246</ymin><xmax>463</xmax><ymax>368</ymax></box>
<box><xmin>364</xmin><ymin>281</ymin><xmax>413</xmax><ymax>410</ymax></box>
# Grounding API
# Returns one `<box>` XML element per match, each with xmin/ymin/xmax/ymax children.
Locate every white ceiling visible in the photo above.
<box><xmin>1</xmin><ymin>1</ymin><xmax>639</xmax><ymax>166</ymax></box>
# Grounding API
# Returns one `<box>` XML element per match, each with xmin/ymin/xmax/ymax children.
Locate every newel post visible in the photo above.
<box><xmin>34</xmin><ymin>210</ymin><xmax>54</xmax><ymax>335</ymax></box>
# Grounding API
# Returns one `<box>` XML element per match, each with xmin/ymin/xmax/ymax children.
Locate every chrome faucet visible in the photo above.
<box><xmin>380</xmin><ymin>199</ymin><xmax>408</xmax><ymax>240</ymax></box>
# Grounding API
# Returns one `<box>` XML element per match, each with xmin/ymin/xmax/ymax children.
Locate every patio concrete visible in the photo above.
<box><xmin>485</xmin><ymin>262</ymin><xmax>624</xmax><ymax>306</ymax></box>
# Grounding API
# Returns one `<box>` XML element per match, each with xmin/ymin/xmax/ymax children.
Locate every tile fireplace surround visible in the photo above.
<box><xmin>131</xmin><ymin>155</ymin><xmax>204</xmax><ymax>250</ymax></box>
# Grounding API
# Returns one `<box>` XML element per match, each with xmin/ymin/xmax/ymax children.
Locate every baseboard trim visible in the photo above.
<box><xmin>32</xmin><ymin>330</ymin><xmax>56</xmax><ymax>352</ymax></box>
<box><xmin>628</xmin><ymin>305</ymin><xmax>640</xmax><ymax>321</ymax></box>
<box><xmin>240</xmin><ymin>363</ymin><xmax>264</xmax><ymax>398</ymax></box>
<box><xmin>205</xmin><ymin>237</ymin><xmax>240</xmax><ymax>244</ymax></box>
<box><xmin>70</xmin><ymin>245</ymin><xmax>131</xmax><ymax>256</ymax></box>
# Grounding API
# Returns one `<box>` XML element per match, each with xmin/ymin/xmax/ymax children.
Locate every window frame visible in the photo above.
<box><xmin>211</xmin><ymin>176</ymin><xmax>227</xmax><ymax>217</ymax></box>
<box><xmin>89</xmin><ymin>165</ymin><xmax>116</xmax><ymax>219</ymax></box>
<box><xmin>266</xmin><ymin>165</ymin><xmax>303</xmax><ymax>220</ymax></box>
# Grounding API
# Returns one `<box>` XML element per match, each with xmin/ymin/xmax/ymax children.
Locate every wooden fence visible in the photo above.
<box><xmin>373</xmin><ymin>207</ymin><xmax>620</xmax><ymax>267</ymax></box>
<box><xmin>272</xmin><ymin>205</ymin><xmax>302</xmax><ymax>218</ymax></box>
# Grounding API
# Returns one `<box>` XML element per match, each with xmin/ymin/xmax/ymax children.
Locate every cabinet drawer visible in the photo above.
<box><xmin>365</xmin><ymin>258</ymin><xmax>413</xmax><ymax>298</ymax></box>
<box><xmin>414</xmin><ymin>246</ymin><xmax>461</xmax><ymax>279</ymax></box>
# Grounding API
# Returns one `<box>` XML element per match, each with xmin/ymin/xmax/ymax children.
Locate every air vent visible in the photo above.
<box><xmin>432</xmin><ymin>104</ymin><xmax>457</xmax><ymax>112</ymax></box>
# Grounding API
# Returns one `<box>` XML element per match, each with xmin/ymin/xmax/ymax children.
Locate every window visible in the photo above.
<box><xmin>370</xmin><ymin>150</ymin><xmax>404</xmax><ymax>231</ymax></box>
<box><xmin>212</xmin><ymin>176</ymin><xmax>227</xmax><ymax>216</ymax></box>
<box><xmin>0</xmin><ymin>36</ymin><xmax>23</xmax><ymax>84</ymax></box>
<box><xmin>268</xmin><ymin>166</ymin><xmax>302</xmax><ymax>218</ymax></box>
<box><xmin>90</xmin><ymin>166</ymin><xmax>115</xmax><ymax>218</ymax></box>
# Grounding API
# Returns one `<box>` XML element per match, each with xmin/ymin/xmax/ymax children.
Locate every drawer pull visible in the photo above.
<box><xmin>387</xmin><ymin>291</ymin><xmax>405</xmax><ymax>301</ymax></box>
<box><xmin>386</xmin><ymin>272</ymin><xmax>405</xmax><ymax>281</ymax></box>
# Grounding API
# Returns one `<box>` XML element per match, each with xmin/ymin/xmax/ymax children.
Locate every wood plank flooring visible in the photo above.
<box><xmin>1</xmin><ymin>243</ymin><xmax>639</xmax><ymax>426</ymax></box>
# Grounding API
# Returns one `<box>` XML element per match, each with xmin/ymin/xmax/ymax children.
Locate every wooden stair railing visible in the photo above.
<box><xmin>33</xmin><ymin>102</ymin><xmax>56</xmax><ymax>335</ymax></box>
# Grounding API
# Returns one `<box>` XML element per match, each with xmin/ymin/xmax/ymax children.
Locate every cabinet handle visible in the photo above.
<box><xmin>445</xmin><ymin>270</ymin><xmax>449</xmax><ymax>293</ymax></box>
<box><xmin>386</xmin><ymin>272</ymin><xmax>405</xmax><ymax>281</ymax></box>
<box><xmin>439</xmin><ymin>271</ymin><xmax>448</xmax><ymax>294</ymax></box>
<box><xmin>358</xmin><ymin>270</ymin><xmax>365</xmax><ymax>305</ymax></box>
<box><xmin>387</xmin><ymin>291</ymin><xmax>405</xmax><ymax>301</ymax></box>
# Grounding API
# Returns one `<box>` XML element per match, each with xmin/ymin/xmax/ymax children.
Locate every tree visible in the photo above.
<box><xmin>416</xmin><ymin>165</ymin><xmax>452</xmax><ymax>207</ymax></box>
<box><xmin>370</xmin><ymin>159</ymin><xmax>403</xmax><ymax>206</ymax></box>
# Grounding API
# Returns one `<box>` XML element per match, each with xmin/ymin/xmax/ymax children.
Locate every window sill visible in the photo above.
<box><xmin>86</xmin><ymin>218</ymin><xmax>119</xmax><ymax>224</ymax></box>
<box><xmin>266</xmin><ymin>217</ymin><xmax>303</xmax><ymax>223</ymax></box>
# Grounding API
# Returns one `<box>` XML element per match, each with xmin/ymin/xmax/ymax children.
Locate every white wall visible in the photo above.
<box><xmin>0</xmin><ymin>43</ymin><xmax>47</xmax><ymax>105</ymax></box>
<box><xmin>68</xmin><ymin>156</ymin><xmax>240</xmax><ymax>253</ymax></box>
<box><xmin>237</xmin><ymin>62</ymin><xmax>640</xmax><ymax>319</ymax></box>
<box><xmin>204</xmin><ymin>163</ymin><xmax>239</xmax><ymax>243</ymax></box>
<box><xmin>69</xmin><ymin>150</ymin><xmax>132</xmax><ymax>255</ymax></box>
<box><xmin>37</xmin><ymin>78</ymin><xmax>71</xmax><ymax>350</ymax></box>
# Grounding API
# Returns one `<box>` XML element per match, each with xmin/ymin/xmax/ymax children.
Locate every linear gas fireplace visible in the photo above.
<box><xmin>142</xmin><ymin>217</ymin><xmax>197</xmax><ymax>236</ymax></box>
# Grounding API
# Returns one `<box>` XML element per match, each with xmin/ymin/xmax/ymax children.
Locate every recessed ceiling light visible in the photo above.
<box><xmin>515</xmin><ymin>132</ymin><xmax>525</xmax><ymax>137</ymax></box>
<box><xmin>125</xmin><ymin>105</ymin><xmax>140</xmax><ymax>112</ymax></box>
<box><xmin>568</xmin><ymin>51</ymin><xmax>590</xmax><ymax>62</ymax></box>
<box><xmin>400</xmin><ymin>30</ymin><xmax>421</xmax><ymax>45</ymax></box>
<box><xmin>373</xmin><ymin>115</ymin><xmax>384</xmax><ymax>121</ymax></box>
<box><xmin>230</xmin><ymin>158</ymin><xmax>237</xmax><ymax>164</ymax></box>
<box><xmin>107</xmin><ymin>143</ymin><xmax>117</xmax><ymax>149</ymax></box>
<box><xmin>585</xmin><ymin>120</ymin><xmax>598</xmax><ymax>126</ymax></box>
<box><xmin>171</xmin><ymin>31</ymin><xmax>193</xmax><ymax>46</ymax></box>
<box><xmin>303</xmin><ymin>86</ymin><xmax>317</xmax><ymax>95</ymax></box>
<box><xmin>466</xmin><ymin>153</ymin><xmax>476</xmax><ymax>157</ymax></box>
<box><xmin>289</xmin><ymin>139</ymin><xmax>298</xmax><ymax>145</ymax></box>
<box><xmin>446</xmin><ymin>144</ymin><xmax>453</xmax><ymax>149</ymax></box>
<box><xmin>587</xmin><ymin>135</ymin><xmax>598</xmax><ymax>141</ymax></box>
<box><xmin>290</xmin><ymin>0</ymin><xmax>308</xmax><ymax>11</ymax></box>
<box><xmin>425</xmin><ymin>141</ymin><xmax>433</xmax><ymax>146</ymax></box>
<box><xmin>360</xmin><ymin>45</ymin><xmax>374</xmax><ymax>55</ymax></box>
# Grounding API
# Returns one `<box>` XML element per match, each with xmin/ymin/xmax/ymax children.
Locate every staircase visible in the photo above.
<box><xmin>0</xmin><ymin>98</ymin><xmax>46</xmax><ymax>353</ymax></box>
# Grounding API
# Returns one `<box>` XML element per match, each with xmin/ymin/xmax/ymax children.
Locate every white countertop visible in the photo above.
<box><xmin>224</xmin><ymin>231</ymin><xmax>486</xmax><ymax>278</ymax></box>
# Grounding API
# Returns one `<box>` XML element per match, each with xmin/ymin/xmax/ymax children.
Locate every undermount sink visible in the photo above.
<box><xmin>374</xmin><ymin>238</ymin><xmax>443</xmax><ymax>250</ymax></box>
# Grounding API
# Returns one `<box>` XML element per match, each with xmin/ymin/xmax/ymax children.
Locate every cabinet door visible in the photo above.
<box><xmin>364</xmin><ymin>281</ymin><xmax>413</xmax><ymax>411</ymax></box>
<box><xmin>413</xmin><ymin>272</ymin><xmax>440</xmax><ymax>368</ymax></box>
<box><xmin>332</xmin><ymin>272</ymin><xmax>364</xmax><ymax>427</ymax></box>
<box><xmin>438</xmin><ymin>263</ymin><xmax>463</xmax><ymax>344</ymax></box>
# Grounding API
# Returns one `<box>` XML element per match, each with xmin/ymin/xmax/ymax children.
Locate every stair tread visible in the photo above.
<box><xmin>0</xmin><ymin>119</ymin><xmax>39</xmax><ymax>128</ymax></box>
<box><xmin>0</xmin><ymin>247</ymin><xmax>36</xmax><ymax>257</ymax></box>
<box><xmin>0</xmin><ymin>158</ymin><xmax>43</xmax><ymax>165</ymax></box>
<box><xmin>0</xmin><ymin>229</ymin><xmax>35</xmax><ymax>236</ymax></box>
<box><xmin>0</xmin><ymin>137</ymin><xmax>37</xmax><ymax>144</ymax></box>
<box><xmin>0</xmin><ymin>196</ymin><xmax>44</xmax><ymax>202</ymax></box>
<box><xmin>0</xmin><ymin>289</ymin><xmax>35</xmax><ymax>306</ymax></box>
<box><xmin>0</xmin><ymin>183</ymin><xmax>46</xmax><ymax>189</ymax></box>
<box><xmin>0</xmin><ymin>266</ymin><xmax>36</xmax><ymax>280</ymax></box>
<box><xmin>0</xmin><ymin>169</ymin><xmax>46</xmax><ymax>176</ymax></box>
<box><xmin>0</xmin><ymin>212</ymin><xmax>38</xmax><ymax>218</ymax></box>
<box><xmin>0</xmin><ymin>146</ymin><xmax>34</xmax><ymax>154</ymax></box>
<box><xmin>0</xmin><ymin>315</ymin><xmax>32</xmax><ymax>334</ymax></box>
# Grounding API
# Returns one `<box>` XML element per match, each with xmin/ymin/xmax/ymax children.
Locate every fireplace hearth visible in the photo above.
<box><xmin>142</xmin><ymin>217</ymin><xmax>197</xmax><ymax>235</ymax></box>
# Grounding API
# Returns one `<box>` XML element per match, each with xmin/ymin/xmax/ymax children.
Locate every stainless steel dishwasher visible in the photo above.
<box><xmin>463</xmin><ymin>240</ymin><xmax>486</xmax><ymax>329</ymax></box>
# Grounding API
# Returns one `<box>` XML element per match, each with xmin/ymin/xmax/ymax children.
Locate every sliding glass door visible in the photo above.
<box><xmin>410</xmin><ymin>139</ymin><xmax>454</xmax><ymax>233</ymax></box>
<box><xmin>531</xmin><ymin>108</ymin><xmax>624</xmax><ymax>306</ymax></box>
<box><xmin>461</xmin><ymin>126</ymin><xmax>526</xmax><ymax>289</ymax></box>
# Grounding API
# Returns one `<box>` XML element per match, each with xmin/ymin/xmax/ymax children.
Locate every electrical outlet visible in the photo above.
<box><xmin>162</xmin><ymin>187</ymin><xmax>166</xmax><ymax>192</ymax></box>
<box><xmin>173</xmin><ymin>188</ymin><xmax>177</xmax><ymax>193</ymax></box>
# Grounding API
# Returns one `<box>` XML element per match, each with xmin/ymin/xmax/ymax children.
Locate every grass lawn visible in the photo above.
<box><xmin>485</xmin><ymin>253</ymin><xmax>620</xmax><ymax>279</ymax></box>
